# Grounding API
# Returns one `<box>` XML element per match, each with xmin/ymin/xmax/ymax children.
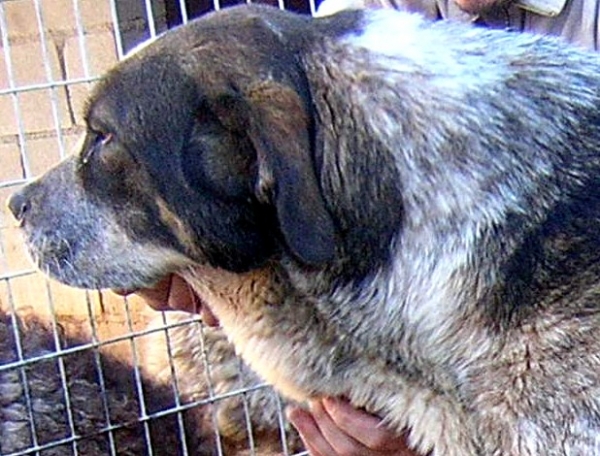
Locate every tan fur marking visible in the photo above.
<box><xmin>155</xmin><ymin>197</ymin><xmax>197</xmax><ymax>252</ymax></box>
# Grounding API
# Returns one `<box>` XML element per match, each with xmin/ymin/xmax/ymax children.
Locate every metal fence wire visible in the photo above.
<box><xmin>0</xmin><ymin>0</ymin><xmax>317</xmax><ymax>454</ymax></box>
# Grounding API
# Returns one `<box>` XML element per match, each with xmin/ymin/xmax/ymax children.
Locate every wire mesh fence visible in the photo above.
<box><xmin>0</xmin><ymin>1</ymin><xmax>317</xmax><ymax>454</ymax></box>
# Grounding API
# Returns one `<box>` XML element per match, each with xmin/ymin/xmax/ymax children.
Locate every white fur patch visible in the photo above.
<box><xmin>342</xmin><ymin>10</ymin><xmax>510</xmax><ymax>93</ymax></box>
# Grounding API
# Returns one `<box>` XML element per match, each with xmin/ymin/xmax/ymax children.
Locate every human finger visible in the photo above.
<box><xmin>322</xmin><ymin>398</ymin><xmax>414</xmax><ymax>453</ymax></box>
<box><xmin>287</xmin><ymin>404</ymin><xmax>337</xmax><ymax>456</ymax></box>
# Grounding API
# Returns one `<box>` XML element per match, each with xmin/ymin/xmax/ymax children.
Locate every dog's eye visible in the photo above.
<box><xmin>92</xmin><ymin>130</ymin><xmax>113</xmax><ymax>149</ymax></box>
<box><xmin>81</xmin><ymin>130</ymin><xmax>113</xmax><ymax>165</ymax></box>
<box><xmin>95</xmin><ymin>131</ymin><xmax>113</xmax><ymax>146</ymax></box>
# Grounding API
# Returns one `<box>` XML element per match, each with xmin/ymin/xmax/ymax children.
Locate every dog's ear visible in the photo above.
<box><xmin>212</xmin><ymin>81</ymin><xmax>336</xmax><ymax>266</ymax></box>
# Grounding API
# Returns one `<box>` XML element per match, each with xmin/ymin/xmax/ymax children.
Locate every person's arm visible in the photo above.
<box><xmin>287</xmin><ymin>398</ymin><xmax>422</xmax><ymax>456</ymax></box>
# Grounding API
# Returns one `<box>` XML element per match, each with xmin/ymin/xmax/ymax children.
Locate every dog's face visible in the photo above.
<box><xmin>7</xmin><ymin>6</ymin><xmax>340</xmax><ymax>290</ymax></box>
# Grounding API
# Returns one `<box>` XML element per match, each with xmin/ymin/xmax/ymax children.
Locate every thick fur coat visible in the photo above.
<box><xmin>8</xmin><ymin>5</ymin><xmax>600</xmax><ymax>455</ymax></box>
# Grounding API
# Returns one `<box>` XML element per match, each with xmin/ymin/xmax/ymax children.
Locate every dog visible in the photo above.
<box><xmin>7</xmin><ymin>4</ymin><xmax>600</xmax><ymax>455</ymax></box>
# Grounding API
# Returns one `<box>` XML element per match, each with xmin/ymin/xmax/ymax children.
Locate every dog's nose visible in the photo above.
<box><xmin>7</xmin><ymin>190</ymin><xmax>30</xmax><ymax>222</ymax></box>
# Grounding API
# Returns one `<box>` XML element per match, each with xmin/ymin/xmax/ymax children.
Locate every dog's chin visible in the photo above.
<box><xmin>47</xmin><ymin>264</ymin><xmax>165</xmax><ymax>292</ymax></box>
<box><xmin>25</xmin><ymin>230</ymin><xmax>194</xmax><ymax>291</ymax></box>
<box><xmin>32</xmin><ymin>250</ymin><xmax>171</xmax><ymax>292</ymax></box>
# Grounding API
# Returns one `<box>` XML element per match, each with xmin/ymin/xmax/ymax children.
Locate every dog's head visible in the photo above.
<box><xmin>7</xmin><ymin>6</ymin><xmax>345</xmax><ymax>290</ymax></box>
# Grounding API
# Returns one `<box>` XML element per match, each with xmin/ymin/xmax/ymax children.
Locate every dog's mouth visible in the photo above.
<box><xmin>114</xmin><ymin>273</ymin><xmax>220</xmax><ymax>327</ymax></box>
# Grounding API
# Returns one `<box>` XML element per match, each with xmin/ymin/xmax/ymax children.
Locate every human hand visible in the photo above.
<box><xmin>452</xmin><ymin>0</ymin><xmax>507</xmax><ymax>14</ymax></box>
<box><xmin>287</xmin><ymin>398</ymin><xmax>420</xmax><ymax>456</ymax></box>
<box><xmin>113</xmin><ymin>274</ymin><xmax>219</xmax><ymax>326</ymax></box>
